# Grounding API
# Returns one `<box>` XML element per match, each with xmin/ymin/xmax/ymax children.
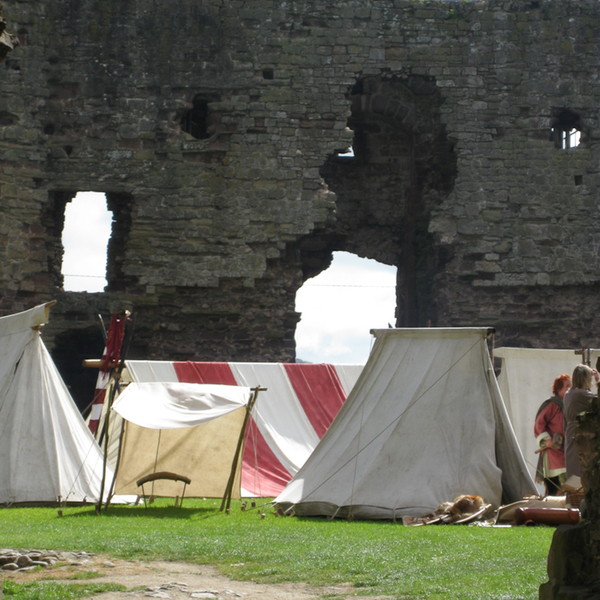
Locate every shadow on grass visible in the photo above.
<box><xmin>64</xmin><ymin>505</ymin><xmax>224</xmax><ymax>520</ymax></box>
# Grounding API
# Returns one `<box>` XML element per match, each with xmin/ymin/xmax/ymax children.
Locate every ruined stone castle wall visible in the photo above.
<box><xmin>1</xmin><ymin>0</ymin><xmax>600</xmax><ymax>389</ymax></box>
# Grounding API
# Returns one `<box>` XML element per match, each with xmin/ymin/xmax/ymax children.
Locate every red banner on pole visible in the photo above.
<box><xmin>88</xmin><ymin>312</ymin><xmax>128</xmax><ymax>435</ymax></box>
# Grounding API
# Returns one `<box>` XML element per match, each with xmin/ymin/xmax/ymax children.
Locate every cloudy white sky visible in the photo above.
<box><xmin>61</xmin><ymin>194</ymin><xmax>113</xmax><ymax>294</ymax></box>
<box><xmin>295</xmin><ymin>254</ymin><xmax>396</xmax><ymax>363</ymax></box>
<box><xmin>62</xmin><ymin>192</ymin><xmax>397</xmax><ymax>364</ymax></box>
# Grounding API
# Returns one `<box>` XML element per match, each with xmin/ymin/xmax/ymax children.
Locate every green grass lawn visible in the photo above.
<box><xmin>2</xmin><ymin>580</ymin><xmax>127</xmax><ymax>600</ymax></box>
<box><xmin>0</xmin><ymin>498</ymin><xmax>554</xmax><ymax>599</ymax></box>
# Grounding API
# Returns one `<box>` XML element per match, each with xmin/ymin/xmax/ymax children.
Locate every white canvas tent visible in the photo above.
<box><xmin>0</xmin><ymin>303</ymin><xmax>109</xmax><ymax>504</ymax></box>
<box><xmin>276</xmin><ymin>328</ymin><xmax>537</xmax><ymax>519</ymax></box>
<box><xmin>494</xmin><ymin>347</ymin><xmax>600</xmax><ymax>492</ymax></box>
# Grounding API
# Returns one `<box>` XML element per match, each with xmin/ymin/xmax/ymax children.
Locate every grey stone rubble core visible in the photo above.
<box><xmin>1</xmin><ymin>0</ymin><xmax>600</xmax><ymax>405</ymax></box>
<box><xmin>0</xmin><ymin>548</ymin><xmax>94</xmax><ymax>571</ymax></box>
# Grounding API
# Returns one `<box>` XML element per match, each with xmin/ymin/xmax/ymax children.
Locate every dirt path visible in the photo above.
<box><xmin>3</xmin><ymin>554</ymin><xmax>362</xmax><ymax>599</ymax></box>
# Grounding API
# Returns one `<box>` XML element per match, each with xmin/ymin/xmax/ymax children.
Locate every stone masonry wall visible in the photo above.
<box><xmin>1</xmin><ymin>0</ymin><xmax>600</xmax><ymax>399</ymax></box>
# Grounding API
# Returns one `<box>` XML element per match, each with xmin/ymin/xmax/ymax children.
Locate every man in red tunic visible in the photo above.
<box><xmin>534</xmin><ymin>373</ymin><xmax>571</xmax><ymax>496</ymax></box>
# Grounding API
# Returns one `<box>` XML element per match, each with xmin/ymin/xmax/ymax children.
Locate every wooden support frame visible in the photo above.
<box><xmin>220</xmin><ymin>386</ymin><xmax>265</xmax><ymax>512</ymax></box>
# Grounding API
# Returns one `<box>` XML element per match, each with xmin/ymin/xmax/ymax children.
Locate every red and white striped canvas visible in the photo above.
<box><xmin>124</xmin><ymin>361</ymin><xmax>363</xmax><ymax>497</ymax></box>
<box><xmin>88</xmin><ymin>312</ymin><xmax>128</xmax><ymax>437</ymax></box>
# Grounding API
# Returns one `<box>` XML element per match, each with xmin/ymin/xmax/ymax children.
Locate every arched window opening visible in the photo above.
<box><xmin>295</xmin><ymin>252</ymin><xmax>397</xmax><ymax>364</ymax></box>
<box><xmin>551</xmin><ymin>109</ymin><xmax>582</xmax><ymax>149</ymax></box>
<box><xmin>61</xmin><ymin>192</ymin><xmax>112</xmax><ymax>292</ymax></box>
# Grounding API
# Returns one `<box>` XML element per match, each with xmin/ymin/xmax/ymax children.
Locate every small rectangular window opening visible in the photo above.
<box><xmin>567</xmin><ymin>129</ymin><xmax>581</xmax><ymax>148</ymax></box>
<box><xmin>62</xmin><ymin>192</ymin><xmax>112</xmax><ymax>292</ymax></box>
<box><xmin>553</xmin><ymin>127</ymin><xmax>581</xmax><ymax>149</ymax></box>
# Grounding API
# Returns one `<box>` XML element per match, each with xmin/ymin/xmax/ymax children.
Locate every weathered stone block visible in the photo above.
<box><xmin>0</xmin><ymin>0</ymin><xmax>599</xmax><ymax>405</ymax></box>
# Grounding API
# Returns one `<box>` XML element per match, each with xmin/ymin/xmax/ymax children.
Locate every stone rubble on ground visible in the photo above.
<box><xmin>144</xmin><ymin>584</ymin><xmax>245</xmax><ymax>598</ymax></box>
<box><xmin>0</xmin><ymin>548</ymin><xmax>93</xmax><ymax>572</ymax></box>
<box><xmin>1</xmin><ymin>549</ymin><xmax>248</xmax><ymax>599</ymax></box>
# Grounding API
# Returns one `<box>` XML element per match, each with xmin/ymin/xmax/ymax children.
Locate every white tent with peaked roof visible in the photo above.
<box><xmin>0</xmin><ymin>303</ymin><xmax>109</xmax><ymax>504</ymax></box>
<box><xmin>276</xmin><ymin>328</ymin><xmax>537</xmax><ymax>519</ymax></box>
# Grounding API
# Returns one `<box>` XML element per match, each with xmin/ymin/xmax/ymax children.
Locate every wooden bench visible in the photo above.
<box><xmin>136</xmin><ymin>471</ymin><xmax>191</xmax><ymax>508</ymax></box>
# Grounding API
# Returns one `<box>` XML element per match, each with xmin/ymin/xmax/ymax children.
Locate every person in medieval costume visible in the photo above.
<box><xmin>534</xmin><ymin>373</ymin><xmax>571</xmax><ymax>496</ymax></box>
<box><xmin>563</xmin><ymin>364</ymin><xmax>599</xmax><ymax>481</ymax></box>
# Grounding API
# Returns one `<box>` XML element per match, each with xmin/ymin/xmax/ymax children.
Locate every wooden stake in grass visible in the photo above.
<box><xmin>220</xmin><ymin>386</ymin><xmax>265</xmax><ymax>512</ymax></box>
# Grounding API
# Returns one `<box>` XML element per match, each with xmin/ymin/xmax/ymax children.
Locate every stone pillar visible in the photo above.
<box><xmin>539</xmin><ymin>394</ymin><xmax>600</xmax><ymax>599</ymax></box>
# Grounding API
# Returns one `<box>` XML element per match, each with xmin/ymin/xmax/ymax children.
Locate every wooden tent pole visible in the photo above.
<box><xmin>220</xmin><ymin>386</ymin><xmax>264</xmax><ymax>512</ymax></box>
<box><xmin>94</xmin><ymin>311</ymin><xmax>134</xmax><ymax>514</ymax></box>
<box><xmin>102</xmin><ymin>314</ymin><xmax>135</xmax><ymax>512</ymax></box>
<box><xmin>103</xmin><ymin>409</ymin><xmax>126</xmax><ymax>511</ymax></box>
<box><xmin>96</xmin><ymin>377</ymin><xmax>118</xmax><ymax>514</ymax></box>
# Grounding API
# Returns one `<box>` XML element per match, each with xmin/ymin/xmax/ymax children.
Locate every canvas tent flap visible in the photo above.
<box><xmin>331</xmin><ymin>365</ymin><xmax>364</xmax><ymax>397</ymax></box>
<box><xmin>276</xmin><ymin>328</ymin><xmax>537</xmax><ymax>519</ymax></box>
<box><xmin>485</xmin><ymin>352</ymin><xmax>535</xmax><ymax>505</ymax></box>
<box><xmin>0</xmin><ymin>302</ymin><xmax>50</xmax><ymax>336</ymax></box>
<box><xmin>112</xmin><ymin>382</ymin><xmax>251</xmax><ymax>429</ymax></box>
<box><xmin>112</xmin><ymin>407</ymin><xmax>247</xmax><ymax>499</ymax></box>
<box><xmin>230</xmin><ymin>363</ymin><xmax>321</xmax><ymax>474</ymax></box>
<box><xmin>123</xmin><ymin>360</ymin><xmax>180</xmax><ymax>384</ymax></box>
<box><xmin>0</xmin><ymin>304</ymin><xmax>110</xmax><ymax>504</ymax></box>
<box><xmin>109</xmin><ymin>382</ymin><xmax>251</xmax><ymax>498</ymax></box>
